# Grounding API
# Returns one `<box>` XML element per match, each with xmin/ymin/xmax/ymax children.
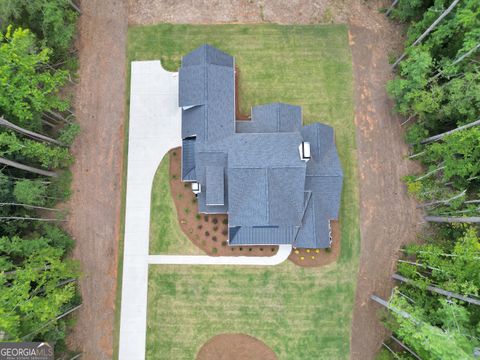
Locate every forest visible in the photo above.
<box><xmin>377</xmin><ymin>0</ymin><xmax>480</xmax><ymax>359</ymax></box>
<box><xmin>0</xmin><ymin>0</ymin><xmax>81</xmax><ymax>357</ymax></box>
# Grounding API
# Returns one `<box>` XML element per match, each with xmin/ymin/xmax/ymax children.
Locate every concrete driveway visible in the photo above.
<box><xmin>118</xmin><ymin>61</ymin><xmax>181</xmax><ymax>360</ymax></box>
<box><xmin>118</xmin><ymin>61</ymin><xmax>292</xmax><ymax>360</ymax></box>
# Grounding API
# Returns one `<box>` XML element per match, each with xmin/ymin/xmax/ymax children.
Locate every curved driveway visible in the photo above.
<box><xmin>119</xmin><ymin>61</ymin><xmax>291</xmax><ymax>360</ymax></box>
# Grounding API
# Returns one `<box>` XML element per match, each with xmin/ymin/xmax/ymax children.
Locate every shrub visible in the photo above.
<box><xmin>172</xmin><ymin>151</ymin><xmax>177</xmax><ymax>156</ymax></box>
<box><xmin>197</xmin><ymin>224</ymin><xmax>203</xmax><ymax>229</ymax></box>
<box><xmin>221</xmin><ymin>241</ymin><xmax>227</xmax><ymax>247</ymax></box>
<box><xmin>178</xmin><ymin>194</ymin><xmax>183</xmax><ymax>199</ymax></box>
<box><xmin>222</xmin><ymin>229</ymin><xmax>228</xmax><ymax>236</ymax></box>
<box><xmin>213</xmin><ymin>226</ymin><xmax>218</xmax><ymax>232</ymax></box>
<box><xmin>205</xmin><ymin>231</ymin><xmax>210</xmax><ymax>237</ymax></box>
<box><xmin>192</xmin><ymin>197</ymin><xmax>197</xmax><ymax>203</ymax></box>
<box><xmin>184</xmin><ymin>207</ymin><xmax>189</xmax><ymax>214</ymax></box>
<box><xmin>222</xmin><ymin>218</ymin><xmax>228</xmax><ymax>225</ymax></box>
<box><xmin>212</xmin><ymin>218</ymin><xmax>218</xmax><ymax>224</ymax></box>
<box><xmin>183</xmin><ymin>183</ymin><xmax>189</xmax><ymax>188</ymax></box>
<box><xmin>204</xmin><ymin>215</ymin><xmax>209</xmax><ymax>222</ymax></box>
<box><xmin>171</xmin><ymin>174</ymin><xmax>177</xmax><ymax>180</ymax></box>
<box><xmin>248</xmin><ymin>248</ymin><xmax>252</xmax><ymax>251</ymax></box>
<box><xmin>212</xmin><ymin>247</ymin><xmax>218</xmax><ymax>254</ymax></box>
<box><xmin>212</xmin><ymin>236</ymin><xmax>217</xmax><ymax>242</ymax></box>
<box><xmin>325</xmin><ymin>247</ymin><xmax>332</xmax><ymax>253</ymax></box>
<box><xmin>195</xmin><ymin>214</ymin><xmax>201</xmax><ymax>220</ymax></box>
<box><xmin>271</xmin><ymin>248</ymin><xmax>275</xmax><ymax>252</ymax></box>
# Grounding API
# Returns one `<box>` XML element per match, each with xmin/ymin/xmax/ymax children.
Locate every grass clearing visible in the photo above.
<box><xmin>149</xmin><ymin>153</ymin><xmax>202</xmax><ymax>254</ymax></box>
<box><xmin>127</xmin><ymin>24</ymin><xmax>359</xmax><ymax>359</ymax></box>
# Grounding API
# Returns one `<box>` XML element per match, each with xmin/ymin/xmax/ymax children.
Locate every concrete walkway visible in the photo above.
<box><xmin>119</xmin><ymin>61</ymin><xmax>292</xmax><ymax>360</ymax></box>
<box><xmin>148</xmin><ymin>244</ymin><xmax>292</xmax><ymax>265</ymax></box>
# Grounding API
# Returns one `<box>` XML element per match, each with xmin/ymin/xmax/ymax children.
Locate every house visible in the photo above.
<box><xmin>179</xmin><ymin>44</ymin><xmax>343</xmax><ymax>249</ymax></box>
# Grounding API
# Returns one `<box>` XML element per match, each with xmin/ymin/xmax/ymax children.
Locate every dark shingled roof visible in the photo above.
<box><xmin>236</xmin><ymin>103</ymin><xmax>302</xmax><ymax>133</ymax></box>
<box><xmin>178</xmin><ymin>45</ymin><xmax>343</xmax><ymax>248</ymax></box>
<box><xmin>206</xmin><ymin>166</ymin><xmax>225</xmax><ymax>206</ymax></box>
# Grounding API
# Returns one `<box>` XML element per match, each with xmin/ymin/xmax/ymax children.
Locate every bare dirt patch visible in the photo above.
<box><xmin>65</xmin><ymin>0</ymin><xmax>127</xmax><ymax>359</ymax></box>
<box><xmin>196</xmin><ymin>333</ymin><xmax>277</xmax><ymax>360</ymax></box>
<box><xmin>169</xmin><ymin>147</ymin><xmax>279</xmax><ymax>256</ymax></box>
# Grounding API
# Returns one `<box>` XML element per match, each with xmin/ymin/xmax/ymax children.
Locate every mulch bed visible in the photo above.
<box><xmin>196</xmin><ymin>333</ymin><xmax>277</xmax><ymax>360</ymax></box>
<box><xmin>170</xmin><ymin>147</ymin><xmax>341</xmax><ymax>266</ymax></box>
<box><xmin>169</xmin><ymin>148</ymin><xmax>278</xmax><ymax>257</ymax></box>
<box><xmin>288</xmin><ymin>220</ymin><xmax>341</xmax><ymax>267</ymax></box>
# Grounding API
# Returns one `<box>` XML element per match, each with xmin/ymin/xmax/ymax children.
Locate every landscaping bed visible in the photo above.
<box><xmin>169</xmin><ymin>147</ymin><xmax>279</xmax><ymax>256</ymax></box>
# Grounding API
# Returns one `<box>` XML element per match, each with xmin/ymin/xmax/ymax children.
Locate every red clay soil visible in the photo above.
<box><xmin>196</xmin><ymin>334</ymin><xmax>277</xmax><ymax>360</ymax></box>
<box><xmin>65</xmin><ymin>0</ymin><xmax>127</xmax><ymax>359</ymax></box>
<box><xmin>169</xmin><ymin>148</ymin><xmax>279</xmax><ymax>256</ymax></box>
<box><xmin>348</xmin><ymin>23</ymin><xmax>424</xmax><ymax>360</ymax></box>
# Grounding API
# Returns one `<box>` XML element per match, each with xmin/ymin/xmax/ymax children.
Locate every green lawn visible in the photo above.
<box><xmin>149</xmin><ymin>153</ymin><xmax>202</xmax><ymax>254</ymax></box>
<box><xmin>128</xmin><ymin>24</ymin><xmax>360</xmax><ymax>359</ymax></box>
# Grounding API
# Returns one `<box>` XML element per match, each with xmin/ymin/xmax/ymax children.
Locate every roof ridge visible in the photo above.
<box><xmin>265</xmin><ymin>168</ymin><xmax>270</xmax><ymax>223</ymax></box>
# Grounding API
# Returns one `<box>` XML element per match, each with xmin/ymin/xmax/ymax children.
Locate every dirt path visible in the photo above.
<box><xmin>348</xmin><ymin>23</ymin><xmax>424</xmax><ymax>359</ymax></box>
<box><xmin>65</xmin><ymin>0</ymin><xmax>127</xmax><ymax>359</ymax></box>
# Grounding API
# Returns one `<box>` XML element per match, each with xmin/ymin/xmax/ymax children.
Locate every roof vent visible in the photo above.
<box><xmin>191</xmin><ymin>182</ymin><xmax>201</xmax><ymax>195</ymax></box>
<box><xmin>299</xmin><ymin>142</ymin><xmax>311</xmax><ymax>162</ymax></box>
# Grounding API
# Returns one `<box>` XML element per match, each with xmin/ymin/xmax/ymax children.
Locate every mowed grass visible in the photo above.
<box><xmin>127</xmin><ymin>24</ymin><xmax>360</xmax><ymax>359</ymax></box>
<box><xmin>149</xmin><ymin>153</ymin><xmax>201</xmax><ymax>255</ymax></box>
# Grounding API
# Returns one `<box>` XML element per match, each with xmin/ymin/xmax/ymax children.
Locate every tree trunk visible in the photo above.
<box><xmin>0</xmin><ymin>202</ymin><xmax>62</xmax><ymax>212</ymax></box>
<box><xmin>390</xmin><ymin>335</ymin><xmax>422</xmax><ymax>360</ymax></box>
<box><xmin>416</xmin><ymin>190</ymin><xmax>466</xmax><ymax>208</ymax></box>
<box><xmin>69</xmin><ymin>0</ymin><xmax>81</xmax><ymax>13</ymax></box>
<box><xmin>0</xmin><ymin>117</ymin><xmax>66</xmax><ymax>146</ymax></box>
<box><xmin>21</xmin><ymin>304</ymin><xmax>82</xmax><ymax>340</ymax></box>
<box><xmin>420</xmin><ymin>118</ymin><xmax>480</xmax><ymax>144</ymax></box>
<box><xmin>425</xmin><ymin>216</ymin><xmax>480</xmax><ymax>223</ymax></box>
<box><xmin>385</xmin><ymin>0</ymin><xmax>400</xmax><ymax>16</ymax></box>
<box><xmin>370</xmin><ymin>294</ymin><xmax>418</xmax><ymax>323</ymax></box>
<box><xmin>416</xmin><ymin>165</ymin><xmax>445</xmax><ymax>181</ymax></box>
<box><xmin>393</xmin><ymin>273</ymin><xmax>480</xmax><ymax>305</ymax></box>
<box><xmin>0</xmin><ymin>157</ymin><xmax>57</xmax><ymax>177</ymax></box>
<box><xmin>430</xmin><ymin>43</ymin><xmax>480</xmax><ymax>82</ymax></box>
<box><xmin>392</xmin><ymin>0</ymin><xmax>461</xmax><ymax>68</ymax></box>
<box><xmin>0</xmin><ymin>216</ymin><xmax>64</xmax><ymax>222</ymax></box>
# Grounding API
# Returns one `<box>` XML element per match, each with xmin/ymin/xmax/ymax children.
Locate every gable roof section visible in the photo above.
<box><xmin>218</xmin><ymin>132</ymin><xmax>304</xmax><ymax>168</ymax></box>
<box><xmin>179</xmin><ymin>66</ymin><xmax>206</xmax><ymax>107</ymax></box>
<box><xmin>205</xmin><ymin>64</ymin><xmax>234</xmax><ymax>142</ymax></box>
<box><xmin>181</xmin><ymin>44</ymin><xmax>234</xmax><ymax>68</ymax></box>
<box><xmin>181</xmin><ymin>137</ymin><xmax>196</xmax><ymax>181</ymax></box>
<box><xmin>236</xmin><ymin>103</ymin><xmax>302</xmax><ymax>133</ymax></box>
<box><xmin>228</xmin><ymin>168</ymin><xmax>267</xmax><ymax>226</ymax></box>
<box><xmin>301</xmin><ymin>123</ymin><xmax>343</xmax><ymax>177</ymax></box>
<box><xmin>206</xmin><ymin>166</ymin><xmax>224</xmax><ymax>206</ymax></box>
<box><xmin>268</xmin><ymin>167</ymin><xmax>305</xmax><ymax>225</ymax></box>
<box><xmin>182</xmin><ymin>105</ymin><xmax>205</xmax><ymax>139</ymax></box>
<box><xmin>229</xmin><ymin>225</ymin><xmax>298</xmax><ymax>245</ymax></box>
